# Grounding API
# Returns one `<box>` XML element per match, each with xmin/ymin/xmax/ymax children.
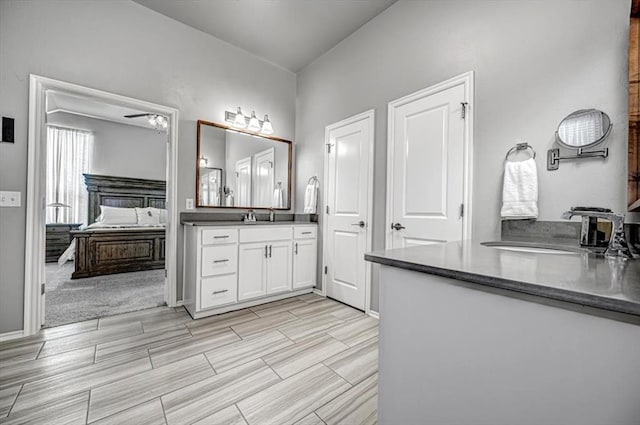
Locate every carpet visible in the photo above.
<box><xmin>44</xmin><ymin>262</ymin><xmax>165</xmax><ymax>328</ymax></box>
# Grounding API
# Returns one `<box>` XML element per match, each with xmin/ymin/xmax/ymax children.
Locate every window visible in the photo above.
<box><xmin>46</xmin><ymin>126</ymin><xmax>94</xmax><ymax>224</ymax></box>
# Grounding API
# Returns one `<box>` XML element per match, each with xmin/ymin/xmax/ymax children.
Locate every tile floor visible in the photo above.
<box><xmin>0</xmin><ymin>294</ymin><xmax>379</xmax><ymax>425</ymax></box>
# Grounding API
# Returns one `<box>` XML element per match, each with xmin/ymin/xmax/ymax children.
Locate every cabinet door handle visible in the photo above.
<box><xmin>294</xmin><ymin>242</ymin><xmax>298</xmax><ymax>255</ymax></box>
<box><xmin>212</xmin><ymin>289</ymin><xmax>229</xmax><ymax>295</ymax></box>
<box><xmin>213</xmin><ymin>259</ymin><xmax>229</xmax><ymax>263</ymax></box>
<box><xmin>213</xmin><ymin>235</ymin><xmax>229</xmax><ymax>239</ymax></box>
<box><xmin>301</xmin><ymin>231</ymin><xmax>312</xmax><ymax>235</ymax></box>
<box><xmin>265</xmin><ymin>245</ymin><xmax>268</xmax><ymax>258</ymax></box>
<box><xmin>269</xmin><ymin>245</ymin><xmax>272</xmax><ymax>258</ymax></box>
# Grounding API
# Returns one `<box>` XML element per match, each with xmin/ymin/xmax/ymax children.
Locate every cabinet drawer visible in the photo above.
<box><xmin>240</xmin><ymin>227</ymin><xmax>293</xmax><ymax>243</ymax></box>
<box><xmin>294</xmin><ymin>226</ymin><xmax>317</xmax><ymax>239</ymax></box>
<box><xmin>202</xmin><ymin>228</ymin><xmax>238</xmax><ymax>245</ymax></box>
<box><xmin>200</xmin><ymin>275</ymin><xmax>237</xmax><ymax>310</ymax></box>
<box><xmin>201</xmin><ymin>245</ymin><xmax>238</xmax><ymax>277</ymax></box>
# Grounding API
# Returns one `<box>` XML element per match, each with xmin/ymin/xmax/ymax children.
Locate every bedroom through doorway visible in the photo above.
<box><xmin>42</xmin><ymin>89</ymin><xmax>170</xmax><ymax>328</ymax></box>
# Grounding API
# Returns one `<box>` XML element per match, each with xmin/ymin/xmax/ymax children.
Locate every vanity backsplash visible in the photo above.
<box><xmin>501</xmin><ymin>219</ymin><xmax>640</xmax><ymax>254</ymax></box>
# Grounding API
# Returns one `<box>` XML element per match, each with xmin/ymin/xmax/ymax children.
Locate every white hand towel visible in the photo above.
<box><xmin>273</xmin><ymin>186</ymin><xmax>284</xmax><ymax>208</ymax></box>
<box><xmin>500</xmin><ymin>158</ymin><xmax>538</xmax><ymax>219</ymax></box>
<box><xmin>303</xmin><ymin>182</ymin><xmax>318</xmax><ymax>214</ymax></box>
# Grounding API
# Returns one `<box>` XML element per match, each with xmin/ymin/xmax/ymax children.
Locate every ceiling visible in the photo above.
<box><xmin>46</xmin><ymin>90</ymin><xmax>162</xmax><ymax>131</ymax></box>
<box><xmin>132</xmin><ymin>0</ymin><xmax>397</xmax><ymax>72</ymax></box>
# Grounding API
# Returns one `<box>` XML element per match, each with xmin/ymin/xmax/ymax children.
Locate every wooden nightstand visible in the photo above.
<box><xmin>45</xmin><ymin>223</ymin><xmax>81</xmax><ymax>263</ymax></box>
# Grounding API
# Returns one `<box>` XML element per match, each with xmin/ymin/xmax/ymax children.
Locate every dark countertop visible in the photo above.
<box><xmin>181</xmin><ymin>220</ymin><xmax>317</xmax><ymax>227</ymax></box>
<box><xmin>365</xmin><ymin>240</ymin><xmax>640</xmax><ymax>318</ymax></box>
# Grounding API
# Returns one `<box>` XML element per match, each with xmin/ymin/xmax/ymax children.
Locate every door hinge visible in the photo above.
<box><xmin>41</xmin><ymin>283</ymin><xmax>45</xmax><ymax>295</ymax></box>
<box><xmin>459</xmin><ymin>203</ymin><xmax>464</xmax><ymax>218</ymax></box>
<box><xmin>461</xmin><ymin>102</ymin><xmax>468</xmax><ymax>119</ymax></box>
<box><xmin>165</xmin><ymin>269</ymin><xmax>168</xmax><ymax>278</ymax></box>
<box><xmin>324</xmin><ymin>266</ymin><xmax>328</xmax><ymax>275</ymax></box>
<box><xmin>326</xmin><ymin>143</ymin><xmax>333</xmax><ymax>154</ymax></box>
<box><xmin>326</xmin><ymin>205</ymin><xmax>329</xmax><ymax>215</ymax></box>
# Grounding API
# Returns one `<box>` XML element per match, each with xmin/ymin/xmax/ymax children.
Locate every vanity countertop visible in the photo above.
<box><xmin>365</xmin><ymin>240</ymin><xmax>640</xmax><ymax>318</ymax></box>
<box><xmin>181</xmin><ymin>220</ymin><xmax>317</xmax><ymax>227</ymax></box>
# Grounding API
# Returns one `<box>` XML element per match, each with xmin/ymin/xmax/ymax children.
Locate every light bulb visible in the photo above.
<box><xmin>247</xmin><ymin>111</ymin><xmax>261</xmax><ymax>132</ymax></box>
<box><xmin>261</xmin><ymin>115</ymin><xmax>274</xmax><ymax>135</ymax></box>
<box><xmin>147</xmin><ymin>115</ymin><xmax>157</xmax><ymax>126</ymax></box>
<box><xmin>232</xmin><ymin>107</ymin><xmax>247</xmax><ymax>128</ymax></box>
<box><xmin>157</xmin><ymin>115</ymin><xmax>167</xmax><ymax>129</ymax></box>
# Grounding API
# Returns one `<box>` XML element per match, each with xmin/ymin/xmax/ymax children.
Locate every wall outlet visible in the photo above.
<box><xmin>0</xmin><ymin>191</ymin><xmax>21</xmax><ymax>207</ymax></box>
<box><xmin>186</xmin><ymin>198</ymin><xmax>194</xmax><ymax>210</ymax></box>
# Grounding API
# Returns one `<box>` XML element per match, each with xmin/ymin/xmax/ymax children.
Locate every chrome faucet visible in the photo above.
<box><xmin>244</xmin><ymin>209</ymin><xmax>257</xmax><ymax>222</ymax></box>
<box><xmin>562</xmin><ymin>207</ymin><xmax>633</xmax><ymax>259</ymax></box>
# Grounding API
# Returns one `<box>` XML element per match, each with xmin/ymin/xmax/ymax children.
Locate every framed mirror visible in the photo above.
<box><xmin>556</xmin><ymin>109</ymin><xmax>612</xmax><ymax>149</ymax></box>
<box><xmin>196</xmin><ymin>120</ymin><xmax>292</xmax><ymax>209</ymax></box>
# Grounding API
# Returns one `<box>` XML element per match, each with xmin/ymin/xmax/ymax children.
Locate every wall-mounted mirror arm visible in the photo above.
<box><xmin>547</xmin><ymin>109</ymin><xmax>612</xmax><ymax>171</ymax></box>
<box><xmin>547</xmin><ymin>147</ymin><xmax>609</xmax><ymax>170</ymax></box>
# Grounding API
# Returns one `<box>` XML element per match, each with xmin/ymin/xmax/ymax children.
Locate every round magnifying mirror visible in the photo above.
<box><xmin>556</xmin><ymin>109</ymin><xmax>612</xmax><ymax>149</ymax></box>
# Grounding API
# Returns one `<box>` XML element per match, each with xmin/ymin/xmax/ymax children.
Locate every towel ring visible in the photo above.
<box><xmin>307</xmin><ymin>176</ymin><xmax>319</xmax><ymax>185</ymax></box>
<box><xmin>505</xmin><ymin>143</ymin><xmax>536</xmax><ymax>160</ymax></box>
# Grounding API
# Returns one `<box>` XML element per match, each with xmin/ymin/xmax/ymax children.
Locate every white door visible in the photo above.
<box><xmin>387</xmin><ymin>73</ymin><xmax>473</xmax><ymax>249</ymax></box>
<box><xmin>235</xmin><ymin>157</ymin><xmax>252</xmax><ymax>207</ymax></box>
<box><xmin>253</xmin><ymin>148</ymin><xmax>275</xmax><ymax>208</ymax></box>
<box><xmin>238</xmin><ymin>242</ymin><xmax>267</xmax><ymax>300</ymax></box>
<box><xmin>293</xmin><ymin>239</ymin><xmax>317</xmax><ymax>289</ymax></box>
<box><xmin>266</xmin><ymin>241</ymin><xmax>292</xmax><ymax>294</ymax></box>
<box><xmin>324</xmin><ymin>110</ymin><xmax>374</xmax><ymax>311</ymax></box>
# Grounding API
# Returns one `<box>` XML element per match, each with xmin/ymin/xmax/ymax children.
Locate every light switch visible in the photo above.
<box><xmin>0</xmin><ymin>191</ymin><xmax>21</xmax><ymax>207</ymax></box>
<box><xmin>186</xmin><ymin>198</ymin><xmax>194</xmax><ymax>210</ymax></box>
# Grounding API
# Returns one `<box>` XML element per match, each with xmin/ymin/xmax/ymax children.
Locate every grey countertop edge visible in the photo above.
<box><xmin>181</xmin><ymin>220</ymin><xmax>318</xmax><ymax>227</ymax></box>
<box><xmin>365</xmin><ymin>253</ymin><xmax>640</xmax><ymax>320</ymax></box>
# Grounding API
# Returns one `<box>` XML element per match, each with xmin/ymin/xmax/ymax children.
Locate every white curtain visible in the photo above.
<box><xmin>46</xmin><ymin>126</ymin><xmax>93</xmax><ymax>224</ymax></box>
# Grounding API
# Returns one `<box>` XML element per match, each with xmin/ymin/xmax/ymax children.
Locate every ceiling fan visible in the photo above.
<box><xmin>124</xmin><ymin>113</ymin><xmax>168</xmax><ymax>130</ymax></box>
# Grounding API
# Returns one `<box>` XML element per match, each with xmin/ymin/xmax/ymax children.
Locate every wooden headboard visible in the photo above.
<box><xmin>84</xmin><ymin>174</ymin><xmax>166</xmax><ymax>224</ymax></box>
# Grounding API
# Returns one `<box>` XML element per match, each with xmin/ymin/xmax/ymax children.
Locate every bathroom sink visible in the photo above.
<box><xmin>481</xmin><ymin>241</ymin><xmax>588</xmax><ymax>255</ymax></box>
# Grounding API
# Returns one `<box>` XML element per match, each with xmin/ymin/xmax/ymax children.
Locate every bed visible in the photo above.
<box><xmin>70</xmin><ymin>174</ymin><xmax>166</xmax><ymax>279</ymax></box>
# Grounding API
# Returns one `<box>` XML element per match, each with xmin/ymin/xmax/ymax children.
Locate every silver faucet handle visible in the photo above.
<box><xmin>562</xmin><ymin>207</ymin><xmax>633</xmax><ymax>259</ymax></box>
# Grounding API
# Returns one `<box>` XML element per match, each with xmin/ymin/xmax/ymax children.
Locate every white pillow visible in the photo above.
<box><xmin>147</xmin><ymin>207</ymin><xmax>168</xmax><ymax>224</ymax></box>
<box><xmin>98</xmin><ymin>206</ymin><xmax>138</xmax><ymax>225</ymax></box>
<box><xmin>135</xmin><ymin>207</ymin><xmax>161</xmax><ymax>225</ymax></box>
<box><xmin>158</xmin><ymin>208</ymin><xmax>168</xmax><ymax>224</ymax></box>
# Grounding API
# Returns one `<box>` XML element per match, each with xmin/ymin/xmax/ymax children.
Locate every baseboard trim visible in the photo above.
<box><xmin>368</xmin><ymin>310</ymin><xmax>379</xmax><ymax>319</ymax></box>
<box><xmin>0</xmin><ymin>329</ymin><xmax>25</xmax><ymax>342</ymax></box>
<box><xmin>313</xmin><ymin>288</ymin><xmax>324</xmax><ymax>297</ymax></box>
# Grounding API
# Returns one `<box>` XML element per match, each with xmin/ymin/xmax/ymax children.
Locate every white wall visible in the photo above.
<box><xmin>295</xmin><ymin>0</ymin><xmax>635</xmax><ymax>312</ymax></box>
<box><xmin>47</xmin><ymin>112</ymin><xmax>167</xmax><ymax>181</ymax></box>
<box><xmin>0</xmin><ymin>0</ymin><xmax>295</xmax><ymax>333</ymax></box>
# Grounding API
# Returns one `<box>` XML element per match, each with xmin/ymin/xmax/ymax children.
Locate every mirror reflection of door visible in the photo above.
<box><xmin>236</xmin><ymin>157</ymin><xmax>252</xmax><ymax>207</ymax></box>
<box><xmin>253</xmin><ymin>147</ymin><xmax>275</xmax><ymax>207</ymax></box>
<box><xmin>199</xmin><ymin>167</ymin><xmax>222</xmax><ymax>206</ymax></box>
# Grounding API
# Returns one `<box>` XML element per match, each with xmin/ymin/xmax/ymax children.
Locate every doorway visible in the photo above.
<box><xmin>386</xmin><ymin>72</ymin><xmax>474</xmax><ymax>249</ymax></box>
<box><xmin>24</xmin><ymin>75</ymin><xmax>179</xmax><ymax>335</ymax></box>
<box><xmin>322</xmin><ymin>110</ymin><xmax>374</xmax><ymax>312</ymax></box>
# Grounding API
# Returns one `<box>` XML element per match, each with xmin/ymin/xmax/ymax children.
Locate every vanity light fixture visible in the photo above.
<box><xmin>232</xmin><ymin>107</ymin><xmax>247</xmax><ymax>128</ymax></box>
<box><xmin>247</xmin><ymin>111</ymin><xmax>261</xmax><ymax>132</ymax></box>
<box><xmin>225</xmin><ymin>107</ymin><xmax>275</xmax><ymax>136</ymax></box>
<box><xmin>261</xmin><ymin>115</ymin><xmax>274</xmax><ymax>135</ymax></box>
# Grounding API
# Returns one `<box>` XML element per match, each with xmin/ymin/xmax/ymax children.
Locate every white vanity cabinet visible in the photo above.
<box><xmin>293</xmin><ymin>226</ymin><xmax>317</xmax><ymax>289</ymax></box>
<box><xmin>183</xmin><ymin>223</ymin><xmax>317</xmax><ymax>319</ymax></box>
<box><xmin>237</xmin><ymin>240</ymin><xmax>293</xmax><ymax>300</ymax></box>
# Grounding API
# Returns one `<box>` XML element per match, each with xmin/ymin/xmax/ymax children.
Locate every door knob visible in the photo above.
<box><xmin>391</xmin><ymin>222</ymin><xmax>405</xmax><ymax>231</ymax></box>
<box><xmin>351</xmin><ymin>221</ymin><xmax>366</xmax><ymax>228</ymax></box>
